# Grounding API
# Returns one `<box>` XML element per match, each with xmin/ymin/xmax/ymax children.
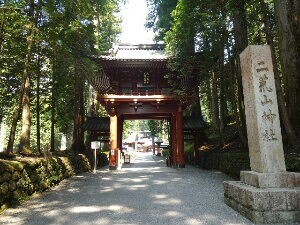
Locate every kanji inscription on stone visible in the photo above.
<box><xmin>240</xmin><ymin>45</ymin><xmax>286</xmax><ymax>173</ymax></box>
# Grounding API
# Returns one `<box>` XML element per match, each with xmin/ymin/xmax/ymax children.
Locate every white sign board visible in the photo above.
<box><xmin>91</xmin><ymin>141</ymin><xmax>100</xmax><ymax>149</ymax></box>
<box><xmin>111</xmin><ymin>149</ymin><xmax>115</xmax><ymax>156</ymax></box>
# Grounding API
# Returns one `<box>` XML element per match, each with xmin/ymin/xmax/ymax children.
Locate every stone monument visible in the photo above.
<box><xmin>224</xmin><ymin>45</ymin><xmax>300</xmax><ymax>223</ymax></box>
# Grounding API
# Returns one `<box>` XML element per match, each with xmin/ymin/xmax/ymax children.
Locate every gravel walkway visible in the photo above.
<box><xmin>0</xmin><ymin>152</ymin><xmax>297</xmax><ymax>225</ymax></box>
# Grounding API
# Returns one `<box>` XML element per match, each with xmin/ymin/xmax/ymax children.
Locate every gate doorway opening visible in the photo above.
<box><xmin>84</xmin><ymin>44</ymin><xmax>206</xmax><ymax>170</ymax></box>
<box><xmin>122</xmin><ymin>119</ymin><xmax>170</xmax><ymax>157</ymax></box>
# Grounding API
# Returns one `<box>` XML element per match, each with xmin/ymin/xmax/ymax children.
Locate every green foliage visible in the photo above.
<box><xmin>184</xmin><ymin>141</ymin><xmax>194</xmax><ymax>154</ymax></box>
<box><xmin>285</xmin><ymin>154</ymin><xmax>300</xmax><ymax>172</ymax></box>
<box><xmin>0</xmin><ymin>1</ymin><xmax>27</xmax><ymax>118</ymax></box>
<box><xmin>0</xmin><ymin>0</ymin><xmax>122</xmax><ymax>152</ymax></box>
<box><xmin>146</xmin><ymin>0</ymin><xmax>178</xmax><ymax>41</ymax></box>
<box><xmin>0</xmin><ymin>154</ymin><xmax>91</xmax><ymax>211</ymax></box>
<box><xmin>148</xmin><ymin>120</ymin><xmax>160</xmax><ymax>137</ymax></box>
<box><xmin>123</xmin><ymin>120</ymin><xmax>149</xmax><ymax>139</ymax></box>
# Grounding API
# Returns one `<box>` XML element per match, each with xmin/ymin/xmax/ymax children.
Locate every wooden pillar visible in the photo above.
<box><xmin>117</xmin><ymin>117</ymin><xmax>123</xmax><ymax>150</ymax></box>
<box><xmin>176</xmin><ymin>106</ymin><xmax>185</xmax><ymax>168</ymax></box>
<box><xmin>117</xmin><ymin>117</ymin><xmax>123</xmax><ymax>164</ymax></box>
<box><xmin>109</xmin><ymin>115</ymin><xmax>121</xmax><ymax>170</ymax></box>
<box><xmin>171</xmin><ymin>115</ymin><xmax>177</xmax><ymax>166</ymax></box>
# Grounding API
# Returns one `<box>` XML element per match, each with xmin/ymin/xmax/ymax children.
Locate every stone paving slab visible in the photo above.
<box><xmin>0</xmin><ymin>152</ymin><xmax>298</xmax><ymax>225</ymax></box>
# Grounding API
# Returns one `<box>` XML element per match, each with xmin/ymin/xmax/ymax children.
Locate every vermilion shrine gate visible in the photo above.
<box><xmin>84</xmin><ymin>44</ymin><xmax>205</xmax><ymax>170</ymax></box>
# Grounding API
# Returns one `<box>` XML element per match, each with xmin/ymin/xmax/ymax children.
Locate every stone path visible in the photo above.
<box><xmin>0</xmin><ymin>153</ymin><xmax>297</xmax><ymax>225</ymax></box>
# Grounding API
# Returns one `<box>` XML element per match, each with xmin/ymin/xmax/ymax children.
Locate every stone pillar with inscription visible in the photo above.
<box><xmin>224</xmin><ymin>45</ymin><xmax>300</xmax><ymax>224</ymax></box>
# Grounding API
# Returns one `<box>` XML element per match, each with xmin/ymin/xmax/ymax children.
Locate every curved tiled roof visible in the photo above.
<box><xmin>99</xmin><ymin>43</ymin><xmax>168</xmax><ymax>61</ymax></box>
<box><xmin>183</xmin><ymin>116</ymin><xmax>208</xmax><ymax>131</ymax></box>
<box><xmin>83</xmin><ymin>117</ymin><xmax>110</xmax><ymax>132</ymax></box>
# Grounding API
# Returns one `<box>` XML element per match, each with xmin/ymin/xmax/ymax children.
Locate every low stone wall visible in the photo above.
<box><xmin>0</xmin><ymin>154</ymin><xmax>91</xmax><ymax>212</ymax></box>
<box><xmin>199</xmin><ymin>151</ymin><xmax>251</xmax><ymax>178</ymax></box>
<box><xmin>198</xmin><ymin>151</ymin><xmax>300</xmax><ymax>178</ymax></box>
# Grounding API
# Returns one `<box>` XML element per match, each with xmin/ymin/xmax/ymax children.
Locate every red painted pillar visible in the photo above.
<box><xmin>109</xmin><ymin>115</ymin><xmax>121</xmax><ymax>170</ymax></box>
<box><xmin>176</xmin><ymin>106</ymin><xmax>185</xmax><ymax>168</ymax></box>
<box><xmin>117</xmin><ymin>117</ymin><xmax>123</xmax><ymax>164</ymax></box>
<box><xmin>171</xmin><ymin>114</ymin><xmax>177</xmax><ymax>166</ymax></box>
<box><xmin>117</xmin><ymin>117</ymin><xmax>123</xmax><ymax>150</ymax></box>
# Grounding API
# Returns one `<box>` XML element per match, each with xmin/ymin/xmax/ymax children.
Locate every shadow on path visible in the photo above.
<box><xmin>0</xmin><ymin>152</ymin><xmax>292</xmax><ymax>225</ymax></box>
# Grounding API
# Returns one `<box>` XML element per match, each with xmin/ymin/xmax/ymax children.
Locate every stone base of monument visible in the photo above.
<box><xmin>224</xmin><ymin>171</ymin><xmax>300</xmax><ymax>224</ymax></box>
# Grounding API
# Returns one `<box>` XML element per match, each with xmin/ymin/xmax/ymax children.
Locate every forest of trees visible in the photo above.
<box><xmin>0</xmin><ymin>0</ymin><xmax>299</xmax><ymax>155</ymax></box>
<box><xmin>0</xmin><ymin>0</ymin><xmax>121</xmax><ymax>154</ymax></box>
<box><xmin>147</xmin><ymin>0</ymin><xmax>300</xmax><ymax>152</ymax></box>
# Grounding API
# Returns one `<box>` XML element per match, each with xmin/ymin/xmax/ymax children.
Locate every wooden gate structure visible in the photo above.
<box><xmin>86</xmin><ymin>44</ymin><xmax>205</xmax><ymax>169</ymax></box>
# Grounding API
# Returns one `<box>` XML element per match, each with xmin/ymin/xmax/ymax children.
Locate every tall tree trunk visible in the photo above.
<box><xmin>231</xmin><ymin>58</ymin><xmax>247</xmax><ymax>145</ymax></box>
<box><xmin>0</xmin><ymin>114</ymin><xmax>3</xmax><ymax>128</ymax></box>
<box><xmin>191</xmin><ymin>86</ymin><xmax>203</xmax><ymax>119</ymax></box>
<box><xmin>218</xmin><ymin>63</ymin><xmax>225</xmax><ymax>146</ymax></box>
<box><xmin>36</xmin><ymin>58</ymin><xmax>42</xmax><ymax>155</ymax></box>
<box><xmin>232</xmin><ymin>0</ymin><xmax>248</xmax><ymax>146</ymax></box>
<box><xmin>71</xmin><ymin>61</ymin><xmax>85</xmax><ymax>153</ymax></box>
<box><xmin>35</xmin><ymin>0</ymin><xmax>43</xmax><ymax>155</ymax></box>
<box><xmin>19</xmin><ymin>0</ymin><xmax>35</xmax><ymax>153</ymax></box>
<box><xmin>87</xmin><ymin>85</ymin><xmax>95</xmax><ymax>117</ymax></box>
<box><xmin>50</xmin><ymin>91</ymin><xmax>56</xmax><ymax>152</ymax></box>
<box><xmin>274</xmin><ymin>0</ymin><xmax>300</xmax><ymax>136</ymax></box>
<box><xmin>211</xmin><ymin>71</ymin><xmax>221</xmax><ymax>141</ymax></box>
<box><xmin>6</xmin><ymin>84</ymin><xmax>24</xmax><ymax>153</ymax></box>
<box><xmin>191</xmin><ymin>86</ymin><xmax>207</xmax><ymax>164</ymax></box>
<box><xmin>0</xmin><ymin>114</ymin><xmax>3</xmax><ymax>152</ymax></box>
<box><xmin>217</xmin><ymin>18</ymin><xmax>227</xmax><ymax>146</ymax></box>
<box><xmin>0</xmin><ymin>10</ymin><xmax>5</xmax><ymax>55</ymax></box>
<box><xmin>259</xmin><ymin>0</ymin><xmax>297</xmax><ymax>147</ymax></box>
<box><xmin>50</xmin><ymin>74</ymin><xmax>56</xmax><ymax>152</ymax></box>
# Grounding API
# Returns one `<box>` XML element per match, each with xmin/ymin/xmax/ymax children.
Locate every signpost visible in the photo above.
<box><xmin>91</xmin><ymin>141</ymin><xmax>100</xmax><ymax>173</ymax></box>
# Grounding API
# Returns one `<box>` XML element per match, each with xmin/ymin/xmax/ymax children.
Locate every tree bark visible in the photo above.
<box><xmin>218</xmin><ymin>63</ymin><xmax>225</xmax><ymax>146</ymax></box>
<box><xmin>19</xmin><ymin>0</ymin><xmax>35</xmax><ymax>153</ymax></box>
<box><xmin>50</xmin><ymin>74</ymin><xmax>56</xmax><ymax>152</ymax></box>
<box><xmin>6</xmin><ymin>82</ymin><xmax>25</xmax><ymax>153</ymax></box>
<box><xmin>0</xmin><ymin>10</ymin><xmax>5</xmax><ymax>55</ymax></box>
<box><xmin>232</xmin><ymin>0</ymin><xmax>248</xmax><ymax>146</ymax></box>
<box><xmin>71</xmin><ymin>60</ymin><xmax>85</xmax><ymax>153</ymax></box>
<box><xmin>0</xmin><ymin>114</ymin><xmax>3</xmax><ymax>128</ymax></box>
<box><xmin>274</xmin><ymin>0</ymin><xmax>300</xmax><ymax>135</ymax></box>
<box><xmin>259</xmin><ymin>0</ymin><xmax>297</xmax><ymax>147</ymax></box>
<box><xmin>232</xmin><ymin>59</ymin><xmax>247</xmax><ymax>145</ymax></box>
<box><xmin>36</xmin><ymin>57</ymin><xmax>42</xmax><ymax>155</ymax></box>
<box><xmin>211</xmin><ymin>71</ymin><xmax>221</xmax><ymax>140</ymax></box>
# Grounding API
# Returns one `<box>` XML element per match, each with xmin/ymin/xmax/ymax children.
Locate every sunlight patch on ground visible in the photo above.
<box><xmin>94</xmin><ymin>218</ymin><xmax>111</xmax><ymax>225</ymax></box>
<box><xmin>99</xmin><ymin>189</ymin><xmax>114</xmax><ymax>193</ymax></box>
<box><xmin>44</xmin><ymin>209</ymin><xmax>61</xmax><ymax>216</ymax></box>
<box><xmin>112</xmin><ymin>184</ymin><xmax>122</xmax><ymax>189</ymax></box>
<box><xmin>116</xmin><ymin>178</ymin><xmax>144</xmax><ymax>183</ymax></box>
<box><xmin>128</xmin><ymin>184</ymin><xmax>149</xmax><ymax>190</ymax></box>
<box><xmin>121</xmin><ymin>167</ymin><xmax>163</xmax><ymax>172</ymax></box>
<box><xmin>67</xmin><ymin>188</ymin><xmax>80</xmax><ymax>192</ymax></box>
<box><xmin>165</xmin><ymin>211</ymin><xmax>183</xmax><ymax>217</ymax></box>
<box><xmin>152</xmin><ymin>179</ymin><xmax>168</xmax><ymax>185</ymax></box>
<box><xmin>153</xmin><ymin>194</ymin><xmax>168</xmax><ymax>199</ymax></box>
<box><xmin>71</xmin><ymin>205</ymin><xmax>133</xmax><ymax>213</ymax></box>
<box><xmin>154</xmin><ymin>197</ymin><xmax>182</xmax><ymax>205</ymax></box>
<box><xmin>72</xmin><ymin>206</ymin><xmax>102</xmax><ymax>213</ymax></box>
<box><xmin>0</xmin><ymin>216</ymin><xmax>24</xmax><ymax>224</ymax></box>
<box><xmin>185</xmin><ymin>218</ymin><xmax>204</xmax><ymax>224</ymax></box>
